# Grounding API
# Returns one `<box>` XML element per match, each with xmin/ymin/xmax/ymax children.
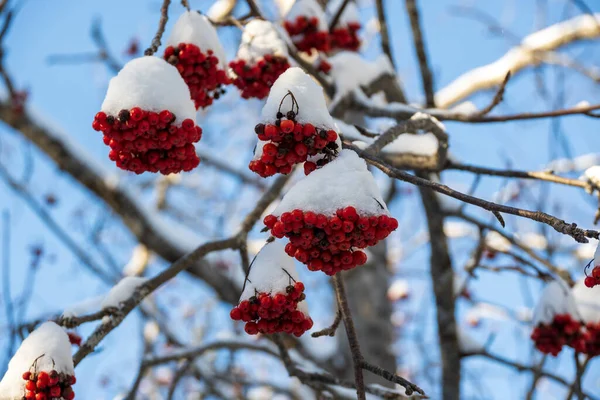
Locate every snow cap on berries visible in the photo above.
<box><xmin>237</xmin><ymin>20</ymin><xmax>289</xmax><ymax>60</ymax></box>
<box><xmin>240</xmin><ymin>240</ymin><xmax>300</xmax><ymax>301</ymax></box>
<box><xmin>101</xmin><ymin>56</ymin><xmax>196</xmax><ymax>124</ymax></box>
<box><xmin>166</xmin><ymin>11</ymin><xmax>227</xmax><ymax>69</ymax></box>
<box><xmin>0</xmin><ymin>322</ymin><xmax>74</xmax><ymax>398</ymax></box>
<box><xmin>594</xmin><ymin>241</ymin><xmax>600</xmax><ymax>265</ymax></box>
<box><xmin>286</xmin><ymin>0</ymin><xmax>328</xmax><ymax>30</ymax></box>
<box><xmin>261</xmin><ymin>67</ymin><xmax>334</xmax><ymax>127</ymax></box>
<box><xmin>532</xmin><ymin>279</ymin><xmax>579</xmax><ymax>325</ymax></box>
<box><xmin>272</xmin><ymin>149</ymin><xmax>390</xmax><ymax>217</ymax></box>
<box><xmin>572</xmin><ymin>278</ymin><xmax>600</xmax><ymax>324</ymax></box>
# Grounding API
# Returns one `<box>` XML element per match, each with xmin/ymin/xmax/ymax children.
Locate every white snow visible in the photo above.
<box><xmin>443</xmin><ymin>221</ymin><xmax>476</xmax><ymax>239</ymax></box>
<box><xmin>595</xmin><ymin>241</ymin><xmax>600</xmax><ymax>265</ymax></box>
<box><xmin>334</xmin><ymin>118</ymin><xmax>362</xmax><ymax>141</ymax></box>
<box><xmin>574</xmin><ymin>241</ymin><xmax>597</xmax><ymax>261</ymax></box>
<box><xmin>275</xmin><ymin>0</ymin><xmax>295</xmax><ymax>17</ymax></box>
<box><xmin>261</xmin><ymin>67</ymin><xmax>334</xmax><ymax>127</ymax></box>
<box><xmin>237</xmin><ymin>20</ymin><xmax>288</xmax><ymax>61</ymax></box>
<box><xmin>435</xmin><ymin>13</ymin><xmax>600</xmax><ymax>108</ymax></box>
<box><xmin>285</xmin><ymin>0</ymin><xmax>328</xmax><ymax>31</ymax></box>
<box><xmin>572</xmin><ymin>278</ymin><xmax>600</xmax><ymax>324</ymax></box>
<box><xmin>272</xmin><ymin>150</ymin><xmax>391</xmax><ymax>217</ymax></box>
<box><xmin>580</xmin><ymin>166</ymin><xmax>600</xmax><ymax>189</ymax></box>
<box><xmin>387</xmin><ymin>279</ymin><xmax>410</xmax><ymax>301</ymax></box>
<box><xmin>328</xmin><ymin>52</ymin><xmax>393</xmax><ymax>102</ymax></box>
<box><xmin>143</xmin><ymin>321</ymin><xmax>161</xmax><ymax>344</ymax></box>
<box><xmin>240</xmin><ymin>241</ymin><xmax>300</xmax><ymax>301</ymax></box>
<box><xmin>519</xmin><ymin>232</ymin><xmax>548</xmax><ymax>251</ymax></box>
<box><xmin>123</xmin><ymin>244</ymin><xmax>151</xmax><ymax>276</ymax></box>
<box><xmin>465</xmin><ymin>303</ymin><xmax>510</xmax><ymax>324</ymax></box>
<box><xmin>206</xmin><ymin>0</ymin><xmax>236</xmax><ymax>22</ymax></box>
<box><xmin>101</xmin><ymin>56</ymin><xmax>196</xmax><ymax>124</ymax></box>
<box><xmin>62</xmin><ymin>295</ymin><xmax>104</xmax><ymax>318</ymax></box>
<box><xmin>101</xmin><ymin>276</ymin><xmax>147</xmax><ymax>309</ymax></box>
<box><xmin>532</xmin><ymin>279</ymin><xmax>579</xmax><ymax>326</ymax></box>
<box><xmin>484</xmin><ymin>231</ymin><xmax>511</xmax><ymax>252</ymax></box>
<box><xmin>165</xmin><ymin>11</ymin><xmax>227</xmax><ymax>69</ymax></box>
<box><xmin>0</xmin><ymin>322</ymin><xmax>74</xmax><ymax>399</ymax></box>
<box><xmin>383</xmin><ymin>132</ymin><xmax>438</xmax><ymax>156</ymax></box>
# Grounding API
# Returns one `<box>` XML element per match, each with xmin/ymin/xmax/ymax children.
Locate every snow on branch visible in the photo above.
<box><xmin>435</xmin><ymin>13</ymin><xmax>600</xmax><ymax>109</ymax></box>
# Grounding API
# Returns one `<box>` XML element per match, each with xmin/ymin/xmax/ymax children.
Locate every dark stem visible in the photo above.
<box><xmin>329</xmin><ymin>0</ymin><xmax>352</xmax><ymax>32</ymax></box>
<box><xmin>145</xmin><ymin>0</ymin><xmax>172</xmax><ymax>56</ymax></box>
<box><xmin>333</xmin><ymin>273</ymin><xmax>366</xmax><ymax>400</ymax></box>
<box><xmin>311</xmin><ymin>309</ymin><xmax>342</xmax><ymax>337</ymax></box>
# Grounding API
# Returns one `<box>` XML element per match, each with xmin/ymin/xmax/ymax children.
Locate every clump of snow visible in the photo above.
<box><xmin>237</xmin><ymin>20</ymin><xmax>288</xmax><ymax>61</ymax></box>
<box><xmin>443</xmin><ymin>221</ymin><xmax>476</xmax><ymax>239</ymax></box>
<box><xmin>101</xmin><ymin>56</ymin><xmax>196</xmax><ymax>124</ymax></box>
<box><xmin>574</xmin><ymin>241</ymin><xmax>597</xmax><ymax>261</ymax></box>
<box><xmin>485</xmin><ymin>231</ymin><xmax>511</xmax><ymax>252</ymax></box>
<box><xmin>0</xmin><ymin>322</ymin><xmax>74</xmax><ymax>399</ymax></box>
<box><xmin>383</xmin><ymin>133</ymin><xmax>438</xmax><ymax>156</ymax></box>
<box><xmin>285</xmin><ymin>0</ymin><xmax>328</xmax><ymax>31</ymax></box>
<box><xmin>574</xmin><ymin>100</ymin><xmax>591</xmax><ymax>109</ymax></box>
<box><xmin>519</xmin><ymin>232</ymin><xmax>548</xmax><ymax>250</ymax></box>
<box><xmin>62</xmin><ymin>295</ymin><xmax>104</xmax><ymax>318</ymax></box>
<box><xmin>123</xmin><ymin>244</ymin><xmax>151</xmax><ymax>276</ymax></box>
<box><xmin>572</xmin><ymin>278</ymin><xmax>600</xmax><ymax>323</ymax></box>
<box><xmin>387</xmin><ymin>279</ymin><xmax>409</xmax><ymax>301</ymax></box>
<box><xmin>580</xmin><ymin>166</ymin><xmax>600</xmax><ymax>191</ymax></box>
<box><xmin>449</xmin><ymin>101</ymin><xmax>478</xmax><ymax>114</ymax></box>
<box><xmin>240</xmin><ymin>241</ymin><xmax>300</xmax><ymax>301</ymax></box>
<box><xmin>101</xmin><ymin>276</ymin><xmax>147</xmax><ymax>309</ymax></box>
<box><xmin>261</xmin><ymin>67</ymin><xmax>334</xmax><ymax>127</ymax></box>
<box><xmin>328</xmin><ymin>52</ymin><xmax>393</xmax><ymax>101</ymax></box>
<box><xmin>165</xmin><ymin>11</ymin><xmax>227</xmax><ymax>68</ymax></box>
<box><xmin>334</xmin><ymin>118</ymin><xmax>362</xmax><ymax>141</ymax></box>
<box><xmin>144</xmin><ymin>321</ymin><xmax>161</xmax><ymax>344</ymax></box>
<box><xmin>272</xmin><ymin>150</ymin><xmax>390</xmax><ymax>217</ymax></box>
<box><xmin>465</xmin><ymin>303</ymin><xmax>510</xmax><ymax>324</ymax></box>
<box><xmin>206</xmin><ymin>0</ymin><xmax>236</xmax><ymax>22</ymax></box>
<box><xmin>595</xmin><ymin>241</ymin><xmax>600</xmax><ymax>264</ymax></box>
<box><xmin>532</xmin><ymin>279</ymin><xmax>579</xmax><ymax>326</ymax></box>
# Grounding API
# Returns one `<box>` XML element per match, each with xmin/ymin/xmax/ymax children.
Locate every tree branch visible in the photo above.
<box><xmin>405</xmin><ymin>0</ymin><xmax>436</xmax><ymax>107</ymax></box>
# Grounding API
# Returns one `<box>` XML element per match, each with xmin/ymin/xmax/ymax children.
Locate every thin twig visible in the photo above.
<box><xmin>145</xmin><ymin>0</ymin><xmax>172</xmax><ymax>56</ymax></box>
<box><xmin>333</xmin><ymin>274</ymin><xmax>366</xmax><ymax>400</ymax></box>
<box><xmin>375</xmin><ymin>0</ymin><xmax>396</xmax><ymax>70</ymax></box>
<box><xmin>329</xmin><ymin>0</ymin><xmax>351</xmax><ymax>32</ymax></box>
<box><xmin>405</xmin><ymin>0</ymin><xmax>436</xmax><ymax>107</ymax></box>
<box><xmin>477</xmin><ymin>71</ymin><xmax>511</xmax><ymax>116</ymax></box>
<box><xmin>311</xmin><ymin>309</ymin><xmax>342</xmax><ymax>337</ymax></box>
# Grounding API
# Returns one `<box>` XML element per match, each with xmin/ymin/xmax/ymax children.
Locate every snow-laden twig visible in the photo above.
<box><xmin>434</xmin><ymin>13</ymin><xmax>600</xmax><ymax>108</ymax></box>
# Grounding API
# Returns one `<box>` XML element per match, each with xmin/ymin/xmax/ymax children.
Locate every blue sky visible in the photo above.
<box><xmin>1</xmin><ymin>0</ymin><xmax>600</xmax><ymax>398</ymax></box>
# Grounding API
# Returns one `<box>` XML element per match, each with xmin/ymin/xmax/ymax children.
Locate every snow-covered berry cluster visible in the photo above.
<box><xmin>330</xmin><ymin>21</ymin><xmax>361</xmax><ymax>51</ymax></box>
<box><xmin>264</xmin><ymin>207</ymin><xmax>397</xmax><ymax>275</ymax></box>
<box><xmin>96</xmin><ymin>56</ymin><xmax>202</xmax><ymax>175</ymax></box>
<box><xmin>230</xmin><ymin>55</ymin><xmax>290</xmax><ymax>99</ymax></box>
<box><xmin>230</xmin><ymin>282</ymin><xmax>313</xmax><ymax>336</ymax></box>
<box><xmin>530</xmin><ymin>314</ymin><xmax>584</xmax><ymax>356</ymax></box>
<box><xmin>164</xmin><ymin>44</ymin><xmax>230</xmax><ymax>109</ymax></box>
<box><xmin>22</xmin><ymin>369</ymin><xmax>76</xmax><ymax>400</ymax></box>
<box><xmin>92</xmin><ymin>109</ymin><xmax>201</xmax><ymax>174</ymax></box>
<box><xmin>249</xmin><ymin>116</ymin><xmax>339</xmax><ymax>177</ymax></box>
<box><xmin>284</xmin><ymin>16</ymin><xmax>330</xmax><ymax>54</ymax></box>
<box><xmin>164</xmin><ymin>11</ymin><xmax>230</xmax><ymax>110</ymax></box>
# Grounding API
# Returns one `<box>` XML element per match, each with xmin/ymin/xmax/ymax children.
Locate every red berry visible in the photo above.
<box><xmin>280</xmin><ymin>119</ymin><xmax>295</xmax><ymax>133</ymax></box>
<box><xmin>230</xmin><ymin>307</ymin><xmax>242</xmax><ymax>320</ymax></box>
<box><xmin>22</xmin><ymin>371</ymin><xmax>31</xmax><ymax>380</ymax></box>
<box><xmin>585</xmin><ymin>276</ymin><xmax>596</xmax><ymax>288</ymax></box>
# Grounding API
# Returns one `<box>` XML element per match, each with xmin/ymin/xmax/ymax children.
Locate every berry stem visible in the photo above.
<box><xmin>145</xmin><ymin>0</ymin><xmax>171</xmax><ymax>56</ymax></box>
<box><xmin>332</xmin><ymin>273</ymin><xmax>366</xmax><ymax>400</ymax></box>
<box><xmin>281</xmin><ymin>267</ymin><xmax>297</xmax><ymax>284</ymax></box>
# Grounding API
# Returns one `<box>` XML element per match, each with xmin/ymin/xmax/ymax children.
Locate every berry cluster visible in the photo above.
<box><xmin>317</xmin><ymin>59</ymin><xmax>332</xmax><ymax>74</ymax></box>
<box><xmin>330</xmin><ymin>22</ymin><xmax>361</xmax><ymax>51</ymax></box>
<box><xmin>584</xmin><ymin>264</ymin><xmax>600</xmax><ymax>288</ymax></box>
<box><xmin>229</xmin><ymin>282</ymin><xmax>313</xmax><ymax>337</ymax></box>
<box><xmin>230</xmin><ymin>55</ymin><xmax>290</xmax><ymax>99</ymax></box>
<box><xmin>164</xmin><ymin>43</ymin><xmax>230</xmax><ymax>109</ymax></box>
<box><xmin>264</xmin><ymin>207</ymin><xmax>398</xmax><ymax>275</ymax></box>
<box><xmin>249</xmin><ymin>116</ymin><xmax>339</xmax><ymax>177</ymax></box>
<box><xmin>584</xmin><ymin>322</ymin><xmax>600</xmax><ymax>356</ymax></box>
<box><xmin>531</xmin><ymin>314</ymin><xmax>584</xmax><ymax>356</ymax></box>
<box><xmin>283</xmin><ymin>16</ymin><xmax>330</xmax><ymax>54</ymax></box>
<box><xmin>21</xmin><ymin>370</ymin><xmax>76</xmax><ymax>400</ymax></box>
<box><xmin>92</xmin><ymin>109</ymin><xmax>201</xmax><ymax>175</ymax></box>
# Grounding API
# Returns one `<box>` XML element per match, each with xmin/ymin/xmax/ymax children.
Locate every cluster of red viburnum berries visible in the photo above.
<box><xmin>584</xmin><ymin>322</ymin><xmax>600</xmax><ymax>356</ymax></box>
<box><xmin>92</xmin><ymin>109</ymin><xmax>201</xmax><ymax>175</ymax></box>
<box><xmin>164</xmin><ymin>43</ymin><xmax>230</xmax><ymax>109</ymax></box>
<box><xmin>330</xmin><ymin>22</ymin><xmax>361</xmax><ymax>51</ymax></box>
<box><xmin>284</xmin><ymin>16</ymin><xmax>362</xmax><ymax>55</ymax></box>
<box><xmin>249</xmin><ymin>112</ymin><xmax>339</xmax><ymax>177</ymax></box>
<box><xmin>229</xmin><ymin>282</ymin><xmax>313</xmax><ymax>337</ymax></box>
<box><xmin>530</xmin><ymin>314</ymin><xmax>600</xmax><ymax>356</ymax></box>
<box><xmin>264</xmin><ymin>207</ymin><xmax>398</xmax><ymax>276</ymax></box>
<box><xmin>21</xmin><ymin>370</ymin><xmax>76</xmax><ymax>400</ymax></box>
<box><xmin>584</xmin><ymin>265</ymin><xmax>600</xmax><ymax>288</ymax></box>
<box><xmin>284</xmin><ymin>16</ymin><xmax>331</xmax><ymax>54</ymax></box>
<box><xmin>230</xmin><ymin>55</ymin><xmax>291</xmax><ymax>99</ymax></box>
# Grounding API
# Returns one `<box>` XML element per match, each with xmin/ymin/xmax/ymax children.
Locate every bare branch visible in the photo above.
<box><xmin>145</xmin><ymin>0</ymin><xmax>171</xmax><ymax>56</ymax></box>
<box><xmin>405</xmin><ymin>0</ymin><xmax>436</xmax><ymax>107</ymax></box>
